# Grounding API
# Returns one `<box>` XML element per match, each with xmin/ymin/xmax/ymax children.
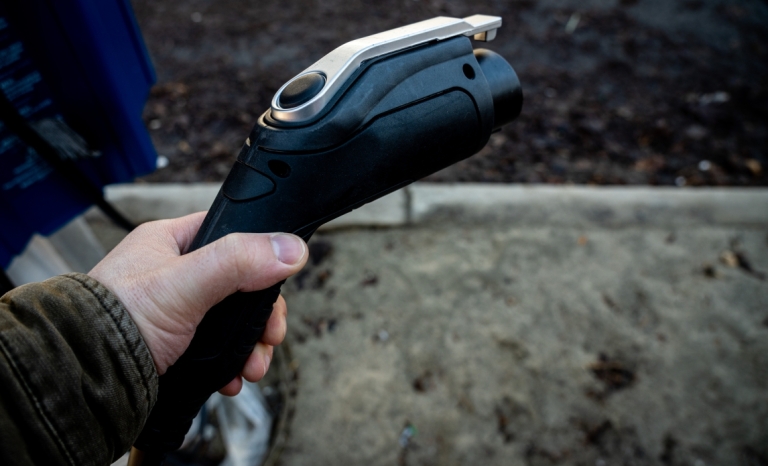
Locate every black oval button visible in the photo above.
<box><xmin>278</xmin><ymin>72</ymin><xmax>326</xmax><ymax>109</ymax></box>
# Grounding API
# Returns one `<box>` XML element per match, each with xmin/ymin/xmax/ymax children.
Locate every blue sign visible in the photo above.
<box><xmin>0</xmin><ymin>0</ymin><xmax>157</xmax><ymax>268</ymax></box>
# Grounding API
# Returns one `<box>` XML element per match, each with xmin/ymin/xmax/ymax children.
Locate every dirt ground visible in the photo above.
<box><xmin>276</xmin><ymin>202</ymin><xmax>768</xmax><ymax>466</ymax></box>
<box><xmin>131</xmin><ymin>0</ymin><xmax>768</xmax><ymax>186</ymax></box>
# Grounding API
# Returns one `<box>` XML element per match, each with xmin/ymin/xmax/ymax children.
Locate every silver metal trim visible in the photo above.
<box><xmin>270</xmin><ymin>14</ymin><xmax>502</xmax><ymax>123</ymax></box>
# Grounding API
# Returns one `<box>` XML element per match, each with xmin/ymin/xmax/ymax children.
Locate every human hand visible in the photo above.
<box><xmin>88</xmin><ymin>212</ymin><xmax>307</xmax><ymax>396</ymax></box>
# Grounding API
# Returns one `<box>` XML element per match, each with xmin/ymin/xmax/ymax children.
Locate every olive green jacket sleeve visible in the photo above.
<box><xmin>0</xmin><ymin>273</ymin><xmax>158</xmax><ymax>465</ymax></box>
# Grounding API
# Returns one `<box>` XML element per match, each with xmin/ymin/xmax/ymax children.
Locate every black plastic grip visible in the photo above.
<box><xmin>133</xmin><ymin>286</ymin><xmax>282</xmax><ymax>450</ymax></box>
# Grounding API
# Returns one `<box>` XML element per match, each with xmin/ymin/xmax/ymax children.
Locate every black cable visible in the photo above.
<box><xmin>0</xmin><ymin>91</ymin><xmax>135</xmax><ymax>231</ymax></box>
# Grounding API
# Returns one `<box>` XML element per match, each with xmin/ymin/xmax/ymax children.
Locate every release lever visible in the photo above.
<box><xmin>270</xmin><ymin>14</ymin><xmax>501</xmax><ymax>123</ymax></box>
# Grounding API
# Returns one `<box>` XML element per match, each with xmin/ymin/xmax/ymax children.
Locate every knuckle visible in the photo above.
<box><xmin>130</xmin><ymin>221</ymin><xmax>154</xmax><ymax>238</ymax></box>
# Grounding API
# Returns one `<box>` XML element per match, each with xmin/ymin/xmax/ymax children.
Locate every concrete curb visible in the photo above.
<box><xmin>100</xmin><ymin>183</ymin><xmax>408</xmax><ymax>230</ymax></box>
<box><xmin>99</xmin><ymin>183</ymin><xmax>768</xmax><ymax>229</ymax></box>
<box><xmin>410</xmin><ymin>184</ymin><xmax>768</xmax><ymax>227</ymax></box>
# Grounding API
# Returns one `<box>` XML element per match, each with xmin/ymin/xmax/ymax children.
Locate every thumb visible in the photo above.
<box><xmin>170</xmin><ymin>232</ymin><xmax>308</xmax><ymax>313</ymax></box>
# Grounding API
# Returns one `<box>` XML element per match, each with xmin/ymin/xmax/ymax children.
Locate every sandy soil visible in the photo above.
<box><xmin>276</xmin><ymin>208</ymin><xmax>768</xmax><ymax>465</ymax></box>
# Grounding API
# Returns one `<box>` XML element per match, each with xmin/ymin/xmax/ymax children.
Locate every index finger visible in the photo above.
<box><xmin>160</xmin><ymin>211</ymin><xmax>208</xmax><ymax>254</ymax></box>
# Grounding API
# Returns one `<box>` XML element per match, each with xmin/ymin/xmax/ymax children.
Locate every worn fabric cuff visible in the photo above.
<box><xmin>0</xmin><ymin>273</ymin><xmax>158</xmax><ymax>465</ymax></box>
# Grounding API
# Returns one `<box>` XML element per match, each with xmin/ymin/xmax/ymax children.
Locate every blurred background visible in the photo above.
<box><xmin>132</xmin><ymin>0</ymin><xmax>768</xmax><ymax>186</ymax></box>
